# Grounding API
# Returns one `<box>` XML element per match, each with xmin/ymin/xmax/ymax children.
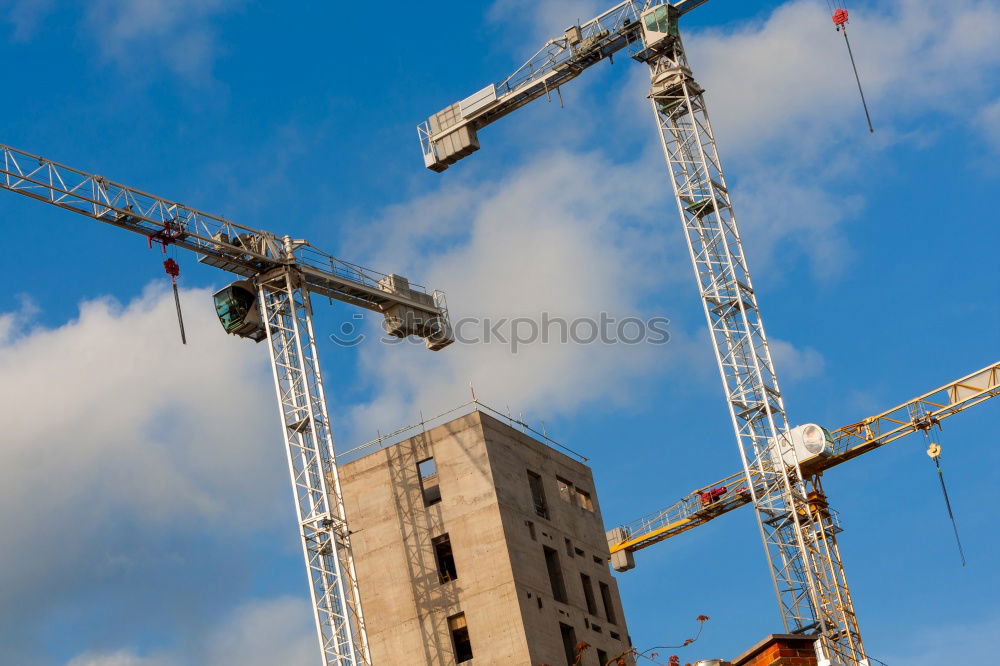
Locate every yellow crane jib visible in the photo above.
<box><xmin>607</xmin><ymin>362</ymin><xmax>1000</xmax><ymax>570</ymax></box>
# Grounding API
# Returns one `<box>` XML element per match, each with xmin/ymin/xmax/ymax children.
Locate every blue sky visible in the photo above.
<box><xmin>1</xmin><ymin>1</ymin><xmax>998</xmax><ymax>664</ymax></box>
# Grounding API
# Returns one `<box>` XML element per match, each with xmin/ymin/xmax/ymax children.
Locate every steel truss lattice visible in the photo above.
<box><xmin>259</xmin><ymin>268</ymin><xmax>370</xmax><ymax>666</ymax></box>
<box><xmin>646</xmin><ymin>36</ymin><xmax>866</xmax><ymax>665</ymax></box>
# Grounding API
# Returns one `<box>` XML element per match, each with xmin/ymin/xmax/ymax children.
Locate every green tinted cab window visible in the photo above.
<box><xmin>656</xmin><ymin>6</ymin><xmax>668</xmax><ymax>31</ymax></box>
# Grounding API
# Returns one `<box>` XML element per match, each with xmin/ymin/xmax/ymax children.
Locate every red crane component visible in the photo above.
<box><xmin>147</xmin><ymin>220</ymin><xmax>183</xmax><ymax>251</ymax></box>
<box><xmin>832</xmin><ymin>8</ymin><xmax>849</xmax><ymax>26</ymax></box>
<box><xmin>699</xmin><ymin>486</ymin><xmax>727</xmax><ymax>506</ymax></box>
<box><xmin>163</xmin><ymin>257</ymin><xmax>180</xmax><ymax>280</ymax></box>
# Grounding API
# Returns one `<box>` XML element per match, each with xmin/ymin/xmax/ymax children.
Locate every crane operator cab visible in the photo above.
<box><xmin>213</xmin><ymin>280</ymin><xmax>266</xmax><ymax>342</ymax></box>
<box><xmin>640</xmin><ymin>3</ymin><xmax>680</xmax><ymax>51</ymax></box>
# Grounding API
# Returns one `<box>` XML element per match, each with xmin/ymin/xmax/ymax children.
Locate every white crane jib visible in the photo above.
<box><xmin>417</xmin><ymin>2</ymin><xmax>869</xmax><ymax>665</ymax></box>
<box><xmin>1</xmin><ymin>142</ymin><xmax>456</xmax><ymax>666</ymax></box>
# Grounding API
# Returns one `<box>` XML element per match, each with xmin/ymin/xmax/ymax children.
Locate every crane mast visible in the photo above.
<box><xmin>641</xmin><ymin>23</ymin><xmax>864</xmax><ymax>665</ymax></box>
<box><xmin>260</xmin><ymin>268</ymin><xmax>370</xmax><ymax>665</ymax></box>
<box><xmin>1</xmin><ymin>143</ymin><xmax>456</xmax><ymax>666</ymax></box>
<box><xmin>418</xmin><ymin>2</ymin><xmax>870</xmax><ymax>663</ymax></box>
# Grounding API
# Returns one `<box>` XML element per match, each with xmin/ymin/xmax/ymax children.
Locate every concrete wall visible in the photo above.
<box><xmin>479</xmin><ymin>414</ymin><xmax>631</xmax><ymax>666</ymax></box>
<box><xmin>340</xmin><ymin>410</ymin><xmax>632</xmax><ymax>666</ymax></box>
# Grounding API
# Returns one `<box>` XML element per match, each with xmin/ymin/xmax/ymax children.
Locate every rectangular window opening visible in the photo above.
<box><xmin>599</xmin><ymin>581</ymin><xmax>618</xmax><ymax>625</ymax></box>
<box><xmin>433</xmin><ymin>533</ymin><xmax>458</xmax><ymax>584</ymax></box>
<box><xmin>448</xmin><ymin>613</ymin><xmax>473</xmax><ymax>663</ymax></box>
<box><xmin>527</xmin><ymin>470</ymin><xmax>549</xmax><ymax>518</ymax></box>
<box><xmin>565</xmin><ymin>537</ymin><xmax>574</xmax><ymax>557</ymax></box>
<box><xmin>556</xmin><ymin>476</ymin><xmax>573</xmax><ymax>504</ymax></box>
<box><xmin>543</xmin><ymin>546</ymin><xmax>568</xmax><ymax>603</ymax></box>
<box><xmin>417</xmin><ymin>457</ymin><xmax>441</xmax><ymax>506</ymax></box>
<box><xmin>526</xmin><ymin>520</ymin><xmax>537</xmax><ymax>541</ymax></box>
<box><xmin>576</xmin><ymin>487</ymin><xmax>594</xmax><ymax>512</ymax></box>
<box><xmin>580</xmin><ymin>573</ymin><xmax>598</xmax><ymax>616</ymax></box>
<box><xmin>559</xmin><ymin>622</ymin><xmax>578</xmax><ymax>666</ymax></box>
<box><xmin>598</xmin><ymin>648</ymin><xmax>609</xmax><ymax>665</ymax></box>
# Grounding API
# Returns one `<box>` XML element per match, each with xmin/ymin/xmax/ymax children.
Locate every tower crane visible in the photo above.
<box><xmin>0</xmin><ymin>143</ymin><xmax>455</xmax><ymax>666</ymax></box>
<box><xmin>417</xmin><ymin>2</ymin><xmax>878</xmax><ymax>663</ymax></box>
<box><xmin>607</xmin><ymin>361</ymin><xmax>1000</xmax><ymax>564</ymax></box>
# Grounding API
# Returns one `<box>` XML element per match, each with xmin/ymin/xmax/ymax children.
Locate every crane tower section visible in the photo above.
<box><xmin>636</xmin><ymin>13</ymin><xmax>865</xmax><ymax>665</ymax></box>
<box><xmin>259</xmin><ymin>268</ymin><xmax>369</xmax><ymax>665</ymax></box>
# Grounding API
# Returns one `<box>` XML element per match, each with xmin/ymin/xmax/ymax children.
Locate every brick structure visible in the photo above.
<box><xmin>730</xmin><ymin>634</ymin><xmax>818</xmax><ymax>666</ymax></box>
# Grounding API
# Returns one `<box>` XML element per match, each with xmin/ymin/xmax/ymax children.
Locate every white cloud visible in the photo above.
<box><xmin>341</xmin><ymin>148</ymin><xmax>713</xmax><ymax>442</ymax></box>
<box><xmin>0</xmin><ymin>286</ymin><xmax>288</xmax><ymax>657</ymax></box>
<box><xmin>85</xmin><ymin>0</ymin><xmax>240</xmax><ymax>78</ymax></box>
<box><xmin>64</xmin><ymin>597</ymin><xmax>315</xmax><ymax>666</ymax></box>
<box><xmin>201</xmin><ymin>597</ymin><xmax>316</xmax><ymax>666</ymax></box>
<box><xmin>488</xmin><ymin>0</ymin><xmax>606</xmax><ymax>45</ymax></box>
<box><xmin>0</xmin><ymin>285</ymin><xmax>277</xmax><ymax>526</ymax></box>
<box><xmin>687</xmin><ymin>0</ymin><xmax>1000</xmax><ymax>160</ymax></box>
<box><xmin>734</xmin><ymin>173</ymin><xmax>859</xmax><ymax>281</ymax></box>
<box><xmin>769</xmin><ymin>338</ymin><xmax>825</xmax><ymax>384</ymax></box>
<box><xmin>2</xmin><ymin>0</ymin><xmax>240</xmax><ymax>80</ymax></box>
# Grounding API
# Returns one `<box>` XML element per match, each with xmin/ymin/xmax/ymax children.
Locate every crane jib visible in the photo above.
<box><xmin>0</xmin><ymin>144</ymin><xmax>451</xmax><ymax>323</ymax></box>
<box><xmin>418</xmin><ymin>1</ymin><xmax>714</xmax><ymax>172</ymax></box>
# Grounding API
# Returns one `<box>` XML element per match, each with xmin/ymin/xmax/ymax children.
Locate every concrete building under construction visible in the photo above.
<box><xmin>340</xmin><ymin>409</ymin><xmax>632</xmax><ymax>665</ymax></box>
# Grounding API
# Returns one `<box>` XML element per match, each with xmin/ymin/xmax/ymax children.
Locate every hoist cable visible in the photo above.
<box><xmin>840</xmin><ymin>26</ymin><xmax>874</xmax><ymax>133</ymax></box>
<box><xmin>932</xmin><ymin>455</ymin><xmax>966</xmax><ymax>567</ymax></box>
<box><xmin>171</xmin><ymin>281</ymin><xmax>188</xmax><ymax>345</ymax></box>
<box><xmin>925</xmin><ymin>435</ymin><xmax>967</xmax><ymax>567</ymax></box>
